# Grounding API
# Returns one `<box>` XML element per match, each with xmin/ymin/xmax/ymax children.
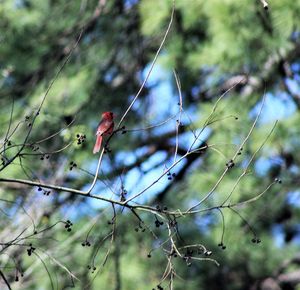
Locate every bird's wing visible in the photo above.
<box><xmin>96</xmin><ymin>120</ymin><xmax>114</xmax><ymax>136</ymax></box>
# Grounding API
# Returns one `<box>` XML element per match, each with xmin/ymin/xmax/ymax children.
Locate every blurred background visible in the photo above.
<box><xmin>0</xmin><ymin>0</ymin><xmax>300</xmax><ymax>289</ymax></box>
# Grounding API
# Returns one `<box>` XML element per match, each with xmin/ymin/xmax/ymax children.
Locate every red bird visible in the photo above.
<box><xmin>93</xmin><ymin>111</ymin><xmax>114</xmax><ymax>154</ymax></box>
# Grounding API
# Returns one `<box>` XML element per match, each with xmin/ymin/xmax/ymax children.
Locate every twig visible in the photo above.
<box><xmin>0</xmin><ymin>270</ymin><xmax>11</xmax><ymax>290</ymax></box>
<box><xmin>186</xmin><ymin>92</ymin><xmax>267</xmax><ymax>212</ymax></box>
<box><xmin>117</xmin><ymin>1</ymin><xmax>175</xmax><ymax>128</ymax></box>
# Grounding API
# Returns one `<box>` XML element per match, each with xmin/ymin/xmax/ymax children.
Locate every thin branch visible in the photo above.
<box><xmin>117</xmin><ymin>1</ymin><xmax>175</xmax><ymax>128</ymax></box>
<box><xmin>221</xmin><ymin>120</ymin><xmax>278</xmax><ymax>205</ymax></box>
<box><xmin>186</xmin><ymin>92</ymin><xmax>267</xmax><ymax>212</ymax></box>
<box><xmin>0</xmin><ymin>270</ymin><xmax>11</xmax><ymax>290</ymax></box>
<box><xmin>0</xmin><ymin>30</ymin><xmax>84</xmax><ymax>173</ymax></box>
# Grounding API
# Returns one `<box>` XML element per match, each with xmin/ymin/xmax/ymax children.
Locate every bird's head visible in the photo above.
<box><xmin>102</xmin><ymin>111</ymin><xmax>114</xmax><ymax>120</ymax></box>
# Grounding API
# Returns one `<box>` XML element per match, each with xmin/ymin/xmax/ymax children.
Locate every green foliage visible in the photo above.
<box><xmin>0</xmin><ymin>0</ymin><xmax>300</xmax><ymax>289</ymax></box>
<box><xmin>140</xmin><ymin>0</ymin><xmax>300</xmax><ymax>73</ymax></box>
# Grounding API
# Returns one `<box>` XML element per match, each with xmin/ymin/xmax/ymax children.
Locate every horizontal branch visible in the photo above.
<box><xmin>0</xmin><ymin>177</ymin><xmax>123</xmax><ymax>205</ymax></box>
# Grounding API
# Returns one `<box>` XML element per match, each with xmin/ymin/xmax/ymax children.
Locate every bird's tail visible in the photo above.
<box><xmin>93</xmin><ymin>135</ymin><xmax>103</xmax><ymax>154</ymax></box>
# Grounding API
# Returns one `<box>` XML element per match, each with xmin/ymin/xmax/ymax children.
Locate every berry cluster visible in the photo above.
<box><xmin>176</xmin><ymin>119</ymin><xmax>183</xmax><ymax>126</ymax></box>
<box><xmin>237</xmin><ymin>147</ymin><xmax>243</xmax><ymax>156</ymax></box>
<box><xmin>87</xmin><ymin>265</ymin><xmax>96</xmax><ymax>273</ymax></box>
<box><xmin>76</xmin><ymin>134</ymin><xmax>86</xmax><ymax>145</ymax></box>
<box><xmin>37</xmin><ymin>187</ymin><xmax>51</xmax><ymax>196</ymax></box>
<box><xmin>81</xmin><ymin>240</ymin><xmax>91</xmax><ymax>247</ymax></box>
<box><xmin>43</xmin><ymin>190</ymin><xmax>51</xmax><ymax>196</ymax></box>
<box><xmin>251</xmin><ymin>237</ymin><xmax>261</xmax><ymax>244</ymax></box>
<box><xmin>120</xmin><ymin>186</ymin><xmax>127</xmax><ymax>201</ymax></box>
<box><xmin>184</xmin><ymin>249</ymin><xmax>194</xmax><ymax>266</ymax></box>
<box><xmin>69</xmin><ymin>161</ymin><xmax>77</xmax><ymax>170</ymax></box>
<box><xmin>218</xmin><ymin>242</ymin><xmax>226</xmax><ymax>250</ymax></box>
<box><xmin>121</xmin><ymin>126</ymin><xmax>127</xmax><ymax>134</ymax></box>
<box><xmin>27</xmin><ymin>244</ymin><xmax>36</xmax><ymax>256</ymax></box>
<box><xmin>25</xmin><ymin>115</ymin><xmax>32</xmax><ymax>127</ymax></box>
<box><xmin>135</xmin><ymin>223</ymin><xmax>145</xmax><ymax>232</ymax></box>
<box><xmin>65</xmin><ymin>220</ymin><xmax>73</xmax><ymax>232</ymax></box>
<box><xmin>167</xmin><ymin>171</ymin><xmax>176</xmax><ymax>180</ymax></box>
<box><xmin>156</xmin><ymin>205</ymin><xmax>168</xmax><ymax>212</ymax></box>
<box><xmin>14</xmin><ymin>265</ymin><xmax>24</xmax><ymax>282</ymax></box>
<box><xmin>226</xmin><ymin>159</ymin><xmax>235</xmax><ymax>169</ymax></box>
<box><xmin>40</xmin><ymin>154</ymin><xmax>50</xmax><ymax>160</ymax></box>
<box><xmin>15</xmin><ymin>273</ymin><xmax>24</xmax><ymax>282</ymax></box>
<box><xmin>155</xmin><ymin>220</ymin><xmax>164</xmax><ymax>228</ymax></box>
